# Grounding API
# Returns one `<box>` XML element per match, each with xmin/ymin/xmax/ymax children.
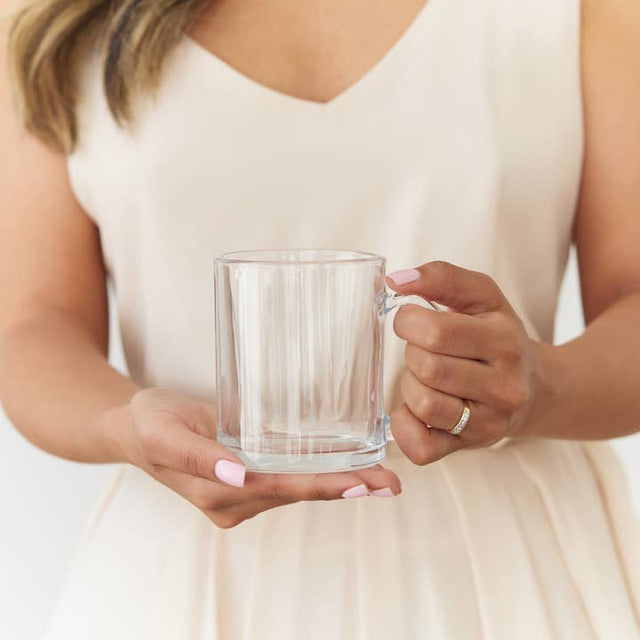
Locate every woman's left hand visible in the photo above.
<box><xmin>387</xmin><ymin>261</ymin><xmax>540</xmax><ymax>465</ymax></box>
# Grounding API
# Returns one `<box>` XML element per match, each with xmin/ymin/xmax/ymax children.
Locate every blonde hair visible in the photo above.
<box><xmin>7</xmin><ymin>0</ymin><xmax>209</xmax><ymax>152</ymax></box>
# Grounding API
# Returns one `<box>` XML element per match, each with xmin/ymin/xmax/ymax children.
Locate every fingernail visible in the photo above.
<box><xmin>215</xmin><ymin>460</ymin><xmax>246</xmax><ymax>488</ymax></box>
<box><xmin>370</xmin><ymin>487</ymin><xmax>396</xmax><ymax>497</ymax></box>
<box><xmin>342</xmin><ymin>484</ymin><xmax>369</xmax><ymax>499</ymax></box>
<box><xmin>387</xmin><ymin>269</ymin><xmax>420</xmax><ymax>285</ymax></box>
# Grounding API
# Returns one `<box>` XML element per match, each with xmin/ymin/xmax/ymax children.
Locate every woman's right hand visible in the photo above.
<box><xmin>119</xmin><ymin>388</ymin><xmax>402</xmax><ymax>529</ymax></box>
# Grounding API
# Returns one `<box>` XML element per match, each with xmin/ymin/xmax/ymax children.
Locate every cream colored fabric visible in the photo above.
<box><xmin>49</xmin><ymin>0</ymin><xmax>640</xmax><ymax>637</ymax></box>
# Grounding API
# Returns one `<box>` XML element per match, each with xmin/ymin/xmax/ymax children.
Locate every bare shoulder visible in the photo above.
<box><xmin>579</xmin><ymin>0</ymin><xmax>640</xmax><ymax>145</ymax></box>
<box><xmin>0</xmin><ymin>2</ymin><xmax>70</xmax><ymax>175</ymax></box>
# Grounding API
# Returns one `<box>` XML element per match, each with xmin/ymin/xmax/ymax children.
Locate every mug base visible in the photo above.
<box><xmin>220</xmin><ymin>439</ymin><xmax>387</xmax><ymax>474</ymax></box>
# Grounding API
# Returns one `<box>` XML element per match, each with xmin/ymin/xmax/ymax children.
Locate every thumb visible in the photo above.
<box><xmin>148</xmin><ymin>418</ymin><xmax>247</xmax><ymax>488</ymax></box>
<box><xmin>386</xmin><ymin>260</ymin><xmax>509</xmax><ymax>315</ymax></box>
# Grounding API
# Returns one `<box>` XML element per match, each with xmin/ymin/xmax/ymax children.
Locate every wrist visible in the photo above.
<box><xmin>511</xmin><ymin>340</ymin><xmax>566</xmax><ymax>438</ymax></box>
<box><xmin>91</xmin><ymin>397</ymin><xmax>141</xmax><ymax>465</ymax></box>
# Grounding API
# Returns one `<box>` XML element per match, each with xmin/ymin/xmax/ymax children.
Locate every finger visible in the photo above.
<box><xmin>153</xmin><ymin>467</ymin><xmax>292</xmax><ymax>527</ymax></box>
<box><xmin>399</xmin><ymin>367</ymin><xmax>467</xmax><ymax>431</ymax></box>
<box><xmin>139</xmin><ymin>419</ymin><xmax>247</xmax><ymax>487</ymax></box>
<box><xmin>398</xmin><ymin>370</ymin><xmax>500</xmax><ymax>443</ymax></box>
<box><xmin>153</xmin><ymin>460</ymin><xmax>399</xmax><ymax>514</ymax></box>
<box><xmin>150</xmin><ymin>466</ymin><xmax>244</xmax><ymax>510</ymax></box>
<box><xmin>389</xmin><ymin>402</ymin><xmax>462</xmax><ymax>466</ymax></box>
<box><xmin>400</xmin><ymin>369</ymin><xmax>495</xmax><ymax>445</ymax></box>
<box><xmin>205</xmin><ymin>498</ymin><xmax>294</xmax><ymax>529</ymax></box>
<box><xmin>349</xmin><ymin>464</ymin><xmax>402</xmax><ymax>497</ymax></box>
<box><xmin>386</xmin><ymin>261</ymin><xmax>512</xmax><ymax>315</ymax></box>
<box><xmin>191</xmin><ymin>401</ymin><xmax>217</xmax><ymax>437</ymax></box>
<box><xmin>212</xmin><ymin>464</ymin><xmax>400</xmax><ymax>502</ymax></box>
<box><xmin>393</xmin><ymin>305</ymin><xmax>508</xmax><ymax>360</ymax></box>
<box><xmin>208</xmin><ymin>464</ymin><xmax>400</xmax><ymax>503</ymax></box>
<box><xmin>149</xmin><ymin>393</ymin><xmax>217</xmax><ymax>439</ymax></box>
<box><xmin>245</xmin><ymin>468</ymin><xmax>396</xmax><ymax>501</ymax></box>
<box><xmin>198</xmin><ymin>465</ymin><xmax>404</xmax><ymax>524</ymax></box>
<box><xmin>175</xmin><ymin>463</ymin><xmax>400</xmax><ymax>506</ymax></box>
<box><xmin>403</xmin><ymin>344</ymin><xmax>495</xmax><ymax>403</ymax></box>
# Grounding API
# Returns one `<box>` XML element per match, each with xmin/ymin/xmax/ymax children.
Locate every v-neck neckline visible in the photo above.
<box><xmin>182</xmin><ymin>0</ymin><xmax>436</xmax><ymax>111</ymax></box>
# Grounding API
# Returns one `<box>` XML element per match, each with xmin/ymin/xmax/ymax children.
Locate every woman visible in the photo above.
<box><xmin>1</xmin><ymin>0</ymin><xmax>639</xmax><ymax>637</ymax></box>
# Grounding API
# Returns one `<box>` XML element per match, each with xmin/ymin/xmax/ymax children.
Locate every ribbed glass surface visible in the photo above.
<box><xmin>215</xmin><ymin>249</ymin><xmax>387</xmax><ymax>472</ymax></box>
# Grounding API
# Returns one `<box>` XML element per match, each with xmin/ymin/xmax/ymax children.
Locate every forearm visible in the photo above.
<box><xmin>516</xmin><ymin>291</ymin><xmax>640</xmax><ymax>440</ymax></box>
<box><xmin>0</xmin><ymin>308</ymin><xmax>141</xmax><ymax>463</ymax></box>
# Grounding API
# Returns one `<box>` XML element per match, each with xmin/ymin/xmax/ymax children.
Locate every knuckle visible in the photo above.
<box><xmin>403</xmin><ymin>340</ymin><xmax>415</xmax><ymax>361</ymax></box>
<box><xmin>423</xmin><ymin>322</ymin><xmax>448</xmax><ymax>352</ymax></box>
<box><xmin>499</xmin><ymin>340</ymin><xmax>521</xmax><ymax>364</ymax></box>
<box><xmin>306</xmin><ymin>475</ymin><xmax>333</xmax><ymax>501</ymax></box>
<box><xmin>417</xmin><ymin>355</ymin><xmax>434</xmax><ymax>383</ymax></box>
<box><xmin>264</xmin><ymin>476</ymin><xmax>289</xmax><ymax>500</ymax></box>
<box><xmin>179</xmin><ymin>448</ymin><xmax>207</xmax><ymax>478</ymax></box>
<box><xmin>138</xmin><ymin>428</ymin><xmax>162</xmax><ymax>461</ymax></box>
<box><xmin>393</xmin><ymin>305</ymin><xmax>410</xmax><ymax>337</ymax></box>
<box><xmin>191</xmin><ymin>487</ymin><xmax>222</xmax><ymax>512</ymax></box>
<box><xmin>418</xmin><ymin>354</ymin><xmax>447</xmax><ymax>386</ymax></box>
<box><xmin>389</xmin><ymin>405</ymin><xmax>429</xmax><ymax>465</ymax></box>
<box><xmin>184</xmin><ymin>403</ymin><xmax>216</xmax><ymax>437</ymax></box>
<box><xmin>408</xmin><ymin>440</ymin><xmax>433</xmax><ymax>466</ymax></box>
<box><xmin>428</xmin><ymin>260</ymin><xmax>455</xmax><ymax>283</ymax></box>
<box><xmin>495</xmin><ymin>379</ymin><xmax>529</xmax><ymax>412</ymax></box>
<box><xmin>210</xmin><ymin>512</ymin><xmax>243</xmax><ymax>530</ymax></box>
<box><xmin>498</xmin><ymin>331</ymin><xmax>525</xmax><ymax>364</ymax></box>
<box><xmin>196</xmin><ymin>402</ymin><xmax>217</xmax><ymax>425</ymax></box>
<box><xmin>477</xmin><ymin>272</ymin><xmax>501</xmax><ymax>301</ymax></box>
<box><xmin>478</xmin><ymin>272</ymin><xmax>497</xmax><ymax>290</ymax></box>
<box><xmin>415</xmin><ymin>391</ymin><xmax>437</xmax><ymax>423</ymax></box>
<box><xmin>189</xmin><ymin>407</ymin><xmax>214</xmax><ymax>437</ymax></box>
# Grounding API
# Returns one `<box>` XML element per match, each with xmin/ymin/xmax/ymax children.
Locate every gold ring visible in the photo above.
<box><xmin>449</xmin><ymin>400</ymin><xmax>471</xmax><ymax>436</ymax></box>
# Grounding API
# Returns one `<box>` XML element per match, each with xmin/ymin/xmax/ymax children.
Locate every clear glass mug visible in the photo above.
<box><xmin>214</xmin><ymin>249</ymin><xmax>438</xmax><ymax>473</ymax></box>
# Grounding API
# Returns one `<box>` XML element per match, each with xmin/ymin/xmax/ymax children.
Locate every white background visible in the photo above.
<box><xmin>1</xmin><ymin>250</ymin><xmax>639</xmax><ymax>639</ymax></box>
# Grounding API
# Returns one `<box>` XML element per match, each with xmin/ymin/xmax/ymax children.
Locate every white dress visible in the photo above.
<box><xmin>48</xmin><ymin>0</ymin><xmax>640</xmax><ymax>637</ymax></box>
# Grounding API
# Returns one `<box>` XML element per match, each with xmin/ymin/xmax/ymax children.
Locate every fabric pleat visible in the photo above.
<box><xmin>47</xmin><ymin>442</ymin><xmax>640</xmax><ymax>639</ymax></box>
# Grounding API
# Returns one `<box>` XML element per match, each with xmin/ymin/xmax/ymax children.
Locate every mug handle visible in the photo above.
<box><xmin>382</xmin><ymin>290</ymin><xmax>445</xmax><ymax>315</ymax></box>
<box><xmin>380</xmin><ymin>288</ymin><xmax>447</xmax><ymax>439</ymax></box>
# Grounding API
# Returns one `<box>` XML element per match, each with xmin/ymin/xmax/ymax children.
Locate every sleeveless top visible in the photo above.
<box><xmin>49</xmin><ymin>2</ymin><xmax>640</xmax><ymax>638</ymax></box>
<box><xmin>67</xmin><ymin>0</ymin><xmax>582</xmax><ymax>410</ymax></box>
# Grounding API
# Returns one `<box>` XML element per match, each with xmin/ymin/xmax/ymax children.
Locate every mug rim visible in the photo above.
<box><xmin>215</xmin><ymin>248</ymin><xmax>385</xmax><ymax>266</ymax></box>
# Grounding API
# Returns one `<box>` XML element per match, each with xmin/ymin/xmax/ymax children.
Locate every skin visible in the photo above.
<box><xmin>1</xmin><ymin>0</ymin><xmax>639</xmax><ymax>529</ymax></box>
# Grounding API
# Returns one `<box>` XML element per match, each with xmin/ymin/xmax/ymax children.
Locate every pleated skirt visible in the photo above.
<box><xmin>46</xmin><ymin>438</ymin><xmax>640</xmax><ymax>639</ymax></box>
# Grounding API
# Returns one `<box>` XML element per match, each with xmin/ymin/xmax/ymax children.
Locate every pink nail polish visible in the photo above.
<box><xmin>342</xmin><ymin>484</ymin><xmax>369</xmax><ymax>499</ymax></box>
<box><xmin>215</xmin><ymin>460</ymin><xmax>246</xmax><ymax>488</ymax></box>
<box><xmin>370</xmin><ymin>487</ymin><xmax>396</xmax><ymax>497</ymax></box>
<box><xmin>387</xmin><ymin>269</ymin><xmax>420</xmax><ymax>285</ymax></box>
